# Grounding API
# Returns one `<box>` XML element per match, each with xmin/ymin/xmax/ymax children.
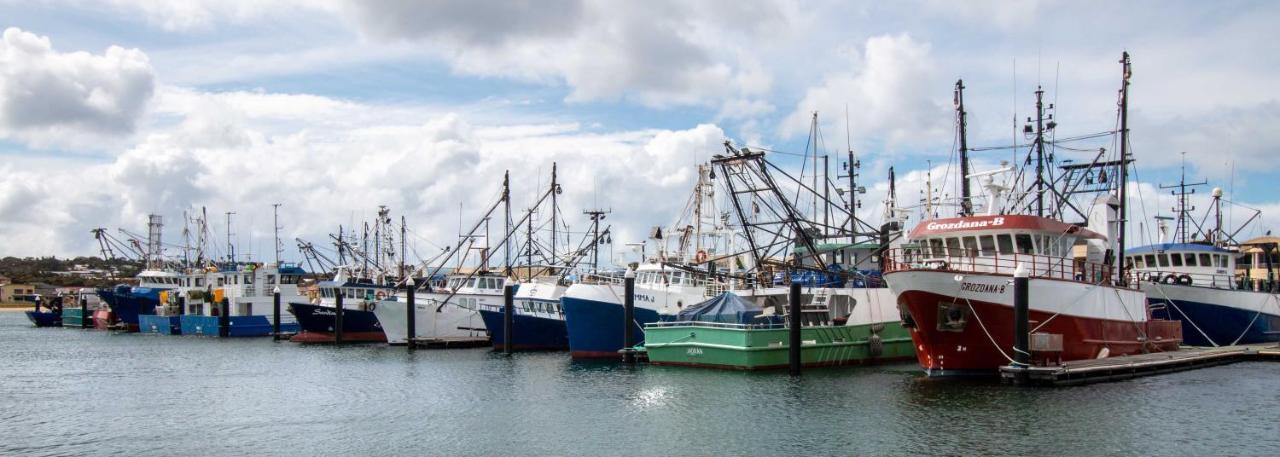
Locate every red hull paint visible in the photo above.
<box><xmin>92</xmin><ymin>309</ymin><xmax>114</xmax><ymax>330</ymax></box>
<box><xmin>289</xmin><ymin>331</ymin><xmax>387</xmax><ymax>344</ymax></box>
<box><xmin>898</xmin><ymin>290</ymin><xmax>1181</xmax><ymax>374</ymax></box>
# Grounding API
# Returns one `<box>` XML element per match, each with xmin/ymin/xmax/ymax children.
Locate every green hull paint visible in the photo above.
<box><xmin>61</xmin><ymin>308</ymin><xmax>91</xmax><ymax>327</ymax></box>
<box><xmin>643</xmin><ymin>321</ymin><xmax>915</xmax><ymax>370</ymax></box>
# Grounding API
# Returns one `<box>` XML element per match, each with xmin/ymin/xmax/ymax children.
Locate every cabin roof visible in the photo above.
<box><xmin>1125</xmin><ymin>243</ymin><xmax>1233</xmax><ymax>255</ymax></box>
<box><xmin>908</xmin><ymin>214</ymin><xmax>1104</xmax><ymax>240</ymax></box>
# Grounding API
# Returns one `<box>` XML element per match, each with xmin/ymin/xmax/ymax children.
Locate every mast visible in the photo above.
<box><xmin>956</xmin><ymin>79</ymin><xmax>973</xmax><ymax>216</ymax></box>
<box><xmin>400</xmin><ymin>216</ymin><xmax>406</xmax><ymax>280</ymax></box>
<box><xmin>695</xmin><ymin>164</ymin><xmax>704</xmax><ymax>253</ymax></box>
<box><xmin>1160</xmin><ymin>153</ymin><xmax>1206</xmax><ymax>244</ymax></box>
<box><xmin>337</xmin><ymin>225</ymin><xmax>345</xmax><ymax>266</ymax></box>
<box><xmin>812</xmin><ymin>113</ymin><xmax>819</xmax><ymax>223</ymax></box>
<box><xmin>272</xmin><ymin>203</ymin><xmax>282</xmax><ymax>265</ymax></box>
<box><xmin>526</xmin><ymin>207</ymin><xmax>534</xmax><ymax>280</ymax></box>
<box><xmin>1034</xmin><ymin>86</ymin><xmax>1047</xmax><ymax>217</ymax></box>
<box><xmin>846</xmin><ymin>150</ymin><xmax>858</xmax><ymax>244</ymax></box>
<box><xmin>584</xmin><ymin>210</ymin><xmax>608</xmax><ymax>273</ymax></box>
<box><xmin>504</xmin><ymin>171</ymin><xmax>512</xmax><ymax>277</ymax></box>
<box><xmin>823</xmin><ymin>155</ymin><xmax>830</xmax><ymax>236</ymax></box>
<box><xmin>1116</xmin><ymin>52</ymin><xmax>1131</xmax><ymax>283</ymax></box>
<box><xmin>551</xmin><ymin>162</ymin><xmax>558</xmax><ymax>267</ymax></box>
<box><xmin>225</xmin><ymin>211</ymin><xmax>235</xmax><ymax>263</ymax></box>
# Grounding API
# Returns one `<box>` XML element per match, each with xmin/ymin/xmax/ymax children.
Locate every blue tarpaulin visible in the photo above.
<box><xmin>675</xmin><ymin>292</ymin><xmax>764</xmax><ymax>324</ymax></box>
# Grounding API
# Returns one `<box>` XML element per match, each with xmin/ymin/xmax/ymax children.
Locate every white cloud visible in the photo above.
<box><xmin>782</xmin><ymin>34</ymin><xmax>950</xmax><ymax>151</ymax></box>
<box><xmin>0</xmin><ymin>27</ymin><xmax>155</xmax><ymax>147</ymax></box>
<box><xmin>0</xmin><ymin>87</ymin><xmax>725</xmax><ymax>260</ymax></box>
<box><xmin>338</xmin><ymin>0</ymin><xmax>790</xmax><ymax>108</ymax></box>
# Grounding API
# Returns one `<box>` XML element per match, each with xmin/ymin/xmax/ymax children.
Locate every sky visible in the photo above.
<box><xmin>1</xmin><ymin>0</ymin><xmax>1278</xmax><ymax>266</ymax></box>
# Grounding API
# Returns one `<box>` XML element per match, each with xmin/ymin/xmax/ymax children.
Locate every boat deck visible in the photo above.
<box><xmin>1001</xmin><ymin>343</ymin><xmax>1280</xmax><ymax>386</ymax></box>
<box><xmin>409</xmin><ymin>336</ymin><xmax>491</xmax><ymax>349</ymax></box>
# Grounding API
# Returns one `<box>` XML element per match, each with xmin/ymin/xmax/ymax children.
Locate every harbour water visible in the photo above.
<box><xmin>2</xmin><ymin>311</ymin><xmax>1276</xmax><ymax>456</ymax></box>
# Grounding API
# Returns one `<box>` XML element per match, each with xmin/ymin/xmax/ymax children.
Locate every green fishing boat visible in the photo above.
<box><xmin>642</xmin><ymin>290</ymin><xmax>914</xmax><ymax>370</ymax></box>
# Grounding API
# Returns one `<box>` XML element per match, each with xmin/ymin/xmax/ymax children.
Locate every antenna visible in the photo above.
<box><xmin>272</xmin><ymin>203</ymin><xmax>283</xmax><ymax>265</ymax></box>
<box><xmin>225</xmin><ymin>211</ymin><xmax>235</xmax><ymax>263</ymax></box>
<box><xmin>1159</xmin><ymin>152</ymin><xmax>1207</xmax><ymax>244</ymax></box>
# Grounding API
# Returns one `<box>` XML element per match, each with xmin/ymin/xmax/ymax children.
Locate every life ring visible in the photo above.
<box><xmin>375</xmin><ymin>291</ymin><xmax>386</xmax><ymax>300</ymax></box>
<box><xmin>1161</xmin><ymin>274</ymin><xmax>1178</xmax><ymax>285</ymax></box>
<box><xmin>695</xmin><ymin>250</ymin><xmax>708</xmax><ymax>263</ymax></box>
<box><xmin>368</xmin><ymin>301</ymin><xmax>376</xmax><ymax>311</ymax></box>
<box><xmin>1177</xmin><ymin>274</ymin><xmax>1193</xmax><ymax>285</ymax></box>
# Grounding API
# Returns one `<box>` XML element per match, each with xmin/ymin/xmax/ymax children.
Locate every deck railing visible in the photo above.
<box><xmin>883</xmin><ymin>248</ymin><xmax>1129</xmax><ymax>289</ymax></box>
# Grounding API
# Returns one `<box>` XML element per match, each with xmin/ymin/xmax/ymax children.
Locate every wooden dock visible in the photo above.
<box><xmin>409</xmin><ymin>336</ymin><xmax>491</xmax><ymax>349</ymax></box>
<box><xmin>1001</xmin><ymin>344</ymin><xmax>1280</xmax><ymax>386</ymax></box>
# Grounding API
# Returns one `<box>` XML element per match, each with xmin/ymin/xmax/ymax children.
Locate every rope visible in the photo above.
<box><xmin>1228</xmin><ymin>293</ymin><xmax>1279</xmax><ymax>346</ymax></box>
<box><xmin>954</xmin><ymin>287</ymin><xmax>1016</xmax><ymax>364</ymax></box>
<box><xmin>1148</xmin><ymin>282</ymin><xmax>1219</xmax><ymax>347</ymax></box>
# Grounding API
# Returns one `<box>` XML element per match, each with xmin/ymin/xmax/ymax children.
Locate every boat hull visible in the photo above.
<box><xmin>139</xmin><ymin>315</ymin><xmax>182</xmax><ymax>335</ymax></box>
<box><xmin>373</xmin><ymin>299</ymin><xmax>487</xmax><ymax>345</ymax></box>
<box><xmin>1145</xmin><ymin>282</ymin><xmax>1280</xmax><ymax>346</ymax></box>
<box><xmin>60</xmin><ymin>307</ymin><xmax>93</xmax><ymax>328</ymax></box>
<box><xmin>643</xmin><ymin>321</ymin><xmax>914</xmax><ymax>370</ymax></box>
<box><xmin>92</xmin><ymin>308</ymin><xmax>115</xmax><ymax>330</ymax></box>
<box><xmin>178</xmin><ymin>315</ymin><xmax>300</xmax><ymax>337</ymax></box>
<box><xmin>97</xmin><ymin>286</ymin><xmax>163</xmax><ymax>332</ymax></box>
<box><xmin>288</xmin><ymin>302</ymin><xmax>386</xmax><ymax>343</ymax></box>
<box><xmin>24</xmin><ymin>311</ymin><xmax>62</xmax><ymax>327</ymax></box>
<box><xmin>477</xmin><ymin>308</ymin><xmax>569</xmax><ymax>351</ymax></box>
<box><xmin>887</xmin><ymin>270</ymin><xmax>1181</xmax><ymax>376</ymax></box>
<box><xmin>562</xmin><ymin>294</ymin><xmax>661</xmax><ymax>359</ymax></box>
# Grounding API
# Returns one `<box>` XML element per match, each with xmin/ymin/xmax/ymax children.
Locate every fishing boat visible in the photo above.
<box><xmin>1128</xmin><ymin>181</ymin><xmax>1280</xmax><ymax>346</ymax></box>
<box><xmin>476</xmin><ymin>274</ymin><xmax>571</xmax><ymax>350</ymax></box>
<box><xmin>289</xmin><ymin>269</ymin><xmax>396</xmax><ymax>343</ymax></box>
<box><xmin>23</xmin><ymin>296</ymin><xmax>63</xmax><ymax>327</ymax></box>
<box><xmin>177</xmin><ymin>263</ymin><xmax>307</xmax><ymax>337</ymax></box>
<box><xmin>60</xmin><ymin>289</ymin><xmax>102</xmax><ymax>328</ymax></box>
<box><xmin>97</xmin><ymin>269</ymin><xmax>183</xmax><ymax>331</ymax></box>
<box><xmin>643</xmin><ymin>288</ymin><xmax>913</xmax><ymax>370</ymax></box>
<box><xmin>885</xmin><ymin>54</ymin><xmax>1181</xmax><ymax>375</ymax></box>
<box><xmin>374</xmin><ymin>272</ymin><xmax>495</xmax><ymax>345</ymax></box>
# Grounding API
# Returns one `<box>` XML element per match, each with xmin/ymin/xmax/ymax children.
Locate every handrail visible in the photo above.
<box><xmin>882</xmin><ymin>247</ymin><xmax>1131</xmax><ymax>289</ymax></box>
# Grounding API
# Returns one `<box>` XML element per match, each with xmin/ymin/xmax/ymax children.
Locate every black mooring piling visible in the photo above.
<box><xmin>334</xmin><ymin>290</ymin><xmax>344</xmax><ymax>345</ymax></box>
<box><xmin>1012</xmin><ymin>264</ymin><xmax>1031</xmax><ymax>384</ymax></box>
<box><xmin>406</xmin><ymin>278</ymin><xmax>416</xmax><ymax>350</ymax></box>
<box><xmin>623</xmin><ymin>268</ymin><xmax>636</xmax><ymax>364</ymax></box>
<box><xmin>219</xmin><ymin>298</ymin><xmax>230</xmax><ymax>338</ymax></box>
<box><xmin>503</xmin><ymin>284</ymin><xmax>514</xmax><ymax>355</ymax></box>
<box><xmin>177</xmin><ymin>294</ymin><xmax>185</xmax><ymax>317</ymax></box>
<box><xmin>789</xmin><ymin>282</ymin><xmax>802</xmax><ymax>376</ymax></box>
<box><xmin>80</xmin><ymin>296</ymin><xmax>89</xmax><ymax>329</ymax></box>
<box><xmin>272</xmin><ymin>287</ymin><xmax>282</xmax><ymax>340</ymax></box>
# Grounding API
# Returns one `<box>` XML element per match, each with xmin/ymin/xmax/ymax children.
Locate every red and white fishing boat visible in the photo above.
<box><xmin>884</xmin><ymin>201</ymin><xmax>1182</xmax><ymax>376</ymax></box>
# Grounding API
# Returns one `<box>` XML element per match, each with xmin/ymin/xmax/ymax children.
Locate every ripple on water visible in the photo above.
<box><xmin>2</xmin><ymin>312</ymin><xmax>1278</xmax><ymax>456</ymax></box>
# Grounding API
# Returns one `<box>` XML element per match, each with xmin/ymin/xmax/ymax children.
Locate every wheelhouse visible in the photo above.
<box><xmin>887</xmin><ymin>214</ymin><xmax>1113</xmax><ymax>283</ymax></box>
<box><xmin>1126</xmin><ymin>243</ymin><xmax>1238</xmax><ymax>288</ymax></box>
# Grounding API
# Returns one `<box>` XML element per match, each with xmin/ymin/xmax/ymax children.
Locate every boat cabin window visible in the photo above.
<box><xmin>1015</xmin><ymin>234</ymin><xmax>1033</xmax><ymax>254</ymax></box>
<box><xmin>1198</xmin><ymin>254</ymin><xmax>1212</xmax><ymax>267</ymax></box>
<box><xmin>995</xmin><ymin>235</ymin><xmax>1013</xmax><ymax>255</ymax></box>
<box><xmin>1219</xmin><ymin>255</ymin><xmax>1229</xmax><ymax>267</ymax></box>
<box><xmin>945</xmin><ymin>238</ymin><xmax>961</xmax><ymax>257</ymax></box>
<box><xmin>1131</xmin><ymin>256</ymin><xmax>1143</xmax><ymax>269</ymax></box>
<box><xmin>1157</xmin><ymin>254</ymin><xmax>1169</xmax><ymax>267</ymax></box>
<box><xmin>979</xmin><ymin>236</ymin><xmax>996</xmax><ymax>256</ymax></box>
<box><xmin>1170</xmin><ymin>254</ymin><xmax>1183</xmax><ymax>267</ymax></box>
<box><xmin>1145</xmin><ymin>255</ymin><xmax>1157</xmax><ymax>267</ymax></box>
<box><xmin>929</xmin><ymin>239</ymin><xmax>944</xmax><ymax>258</ymax></box>
<box><xmin>266</xmin><ymin>274</ymin><xmax>276</xmax><ymax>285</ymax></box>
<box><xmin>1184</xmin><ymin>253</ymin><xmax>1197</xmax><ymax>267</ymax></box>
<box><xmin>962</xmin><ymin>237</ymin><xmax>979</xmax><ymax>257</ymax></box>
